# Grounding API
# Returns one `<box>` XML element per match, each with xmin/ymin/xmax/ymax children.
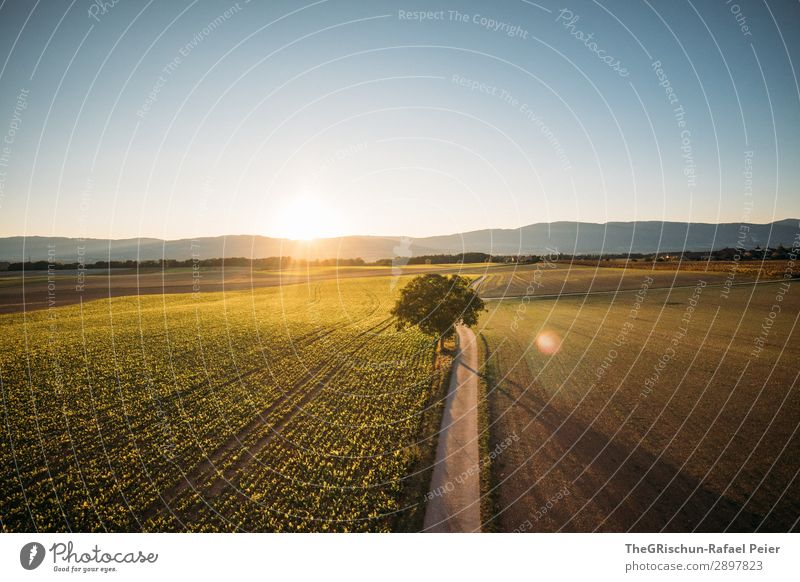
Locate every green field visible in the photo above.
<box><xmin>478</xmin><ymin>277</ymin><xmax>800</xmax><ymax>532</ymax></box>
<box><xmin>0</xmin><ymin>275</ymin><xmax>452</xmax><ymax>532</ymax></box>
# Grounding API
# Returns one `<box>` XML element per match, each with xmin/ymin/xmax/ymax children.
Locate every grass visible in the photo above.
<box><xmin>393</xmin><ymin>339</ymin><xmax>455</xmax><ymax>532</ymax></box>
<box><xmin>476</xmin><ymin>332</ymin><xmax>499</xmax><ymax>532</ymax></box>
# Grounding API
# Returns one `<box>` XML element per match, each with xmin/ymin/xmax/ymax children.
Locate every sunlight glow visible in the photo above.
<box><xmin>535</xmin><ymin>330</ymin><xmax>562</xmax><ymax>356</ymax></box>
<box><xmin>274</xmin><ymin>195</ymin><xmax>342</xmax><ymax>241</ymax></box>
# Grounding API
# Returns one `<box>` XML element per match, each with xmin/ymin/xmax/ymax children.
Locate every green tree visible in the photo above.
<box><xmin>391</xmin><ymin>274</ymin><xmax>485</xmax><ymax>348</ymax></box>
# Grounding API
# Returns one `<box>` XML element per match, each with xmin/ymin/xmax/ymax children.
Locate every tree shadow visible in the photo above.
<box><xmin>491</xmin><ymin>378</ymin><xmax>797</xmax><ymax>532</ymax></box>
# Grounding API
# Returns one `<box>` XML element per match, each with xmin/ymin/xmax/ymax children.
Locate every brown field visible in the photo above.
<box><xmin>3</xmin><ymin>260</ymin><xmax>784</xmax><ymax>315</ymax></box>
<box><xmin>560</xmin><ymin>259</ymin><xmax>797</xmax><ymax>279</ymax></box>
<box><xmin>477</xmin><ymin>279</ymin><xmax>800</xmax><ymax>532</ymax></box>
<box><xmin>0</xmin><ymin>263</ymin><xmax>495</xmax><ymax>314</ymax></box>
<box><xmin>474</xmin><ymin>262</ymin><xmax>765</xmax><ymax>299</ymax></box>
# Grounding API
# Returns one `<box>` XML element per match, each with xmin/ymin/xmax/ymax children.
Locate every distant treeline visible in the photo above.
<box><xmin>1</xmin><ymin>256</ymin><xmax>366</xmax><ymax>271</ymax></box>
<box><xmin>560</xmin><ymin>245</ymin><xmax>796</xmax><ymax>262</ymax></box>
<box><xmin>3</xmin><ymin>253</ymin><xmax>509</xmax><ymax>271</ymax></box>
<box><xmin>373</xmin><ymin>252</ymin><xmax>503</xmax><ymax>265</ymax></box>
<box><xmin>1</xmin><ymin>245</ymin><xmax>793</xmax><ymax>271</ymax></box>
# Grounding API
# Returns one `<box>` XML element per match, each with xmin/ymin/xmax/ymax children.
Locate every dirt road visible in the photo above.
<box><xmin>423</xmin><ymin>326</ymin><xmax>482</xmax><ymax>532</ymax></box>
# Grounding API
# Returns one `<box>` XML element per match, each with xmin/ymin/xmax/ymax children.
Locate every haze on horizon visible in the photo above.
<box><xmin>0</xmin><ymin>0</ymin><xmax>798</xmax><ymax>241</ymax></box>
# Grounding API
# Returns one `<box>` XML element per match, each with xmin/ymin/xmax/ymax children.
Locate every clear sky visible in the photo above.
<box><xmin>0</xmin><ymin>0</ymin><xmax>798</xmax><ymax>240</ymax></box>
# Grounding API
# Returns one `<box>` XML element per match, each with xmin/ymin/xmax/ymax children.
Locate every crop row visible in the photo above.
<box><xmin>1</xmin><ymin>277</ymin><xmax>434</xmax><ymax>532</ymax></box>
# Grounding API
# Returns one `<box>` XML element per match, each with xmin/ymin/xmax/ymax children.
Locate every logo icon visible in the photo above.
<box><xmin>20</xmin><ymin>542</ymin><xmax>46</xmax><ymax>570</ymax></box>
<box><xmin>390</xmin><ymin>237</ymin><xmax>413</xmax><ymax>290</ymax></box>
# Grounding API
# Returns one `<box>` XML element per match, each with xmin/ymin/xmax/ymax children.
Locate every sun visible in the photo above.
<box><xmin>275</xmin><ymin>195</ymin><xmax>339</xmax><ymax>240</ymax></box>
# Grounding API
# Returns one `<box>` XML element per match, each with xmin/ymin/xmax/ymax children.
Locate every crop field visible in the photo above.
<box><xmin>478</xmin><ymin>278</ymin><xmax>800</xmax><ymax>532</ymax></box>
<box><xmin>0</xmin><ymin>275</ymin><xmax>451</xmax><ymax>532</ymax></box>
<box><xmin>0</xmin><ymin>263</ymin><xmax>495</xmax><ymax>314</ymax></box>
<box><xmin>474</xmin><ymin>263</ymin><xmax>763</xmax><ymax>299</ymax></box>
<box><xmin>3</xmin><ymin>260</ymin><xmax>797</xmax><ymax>534</ymax></box>
<box><xmin>562</xmin><ymin>259</ymin><xmax>799</xmax><ymax>280</ymax></box>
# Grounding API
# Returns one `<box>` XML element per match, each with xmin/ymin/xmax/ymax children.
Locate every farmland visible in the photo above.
<box><xmin>473</xmin><ymin>262</ymin><xmax>766</xmax><ymax>299</ymax></box>
<box><xmin>0</xmin><ymin>263</ymin><xmax>494</xmax><ymax>314</ymax></box>
<box><xmin>2</xmin><ymin>260</ymin><xmax>798</xmax><ymax>533</ymax></box>
<box><xmin>560</xmin><ymin>259</ymin><xmax>798</xmax><ymax>280</ymax></box>
<box><xmin>478</xmin><ymin>276</ymin><xmax>800</xmax><ymax>532</ymax></box>
<box><xmin>0</xmin><ymin>274</ymin><xmax>452</xmax><ymax>532</ymax></box>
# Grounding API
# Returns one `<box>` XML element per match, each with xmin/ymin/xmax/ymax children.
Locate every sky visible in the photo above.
<box><xmin>0</xmin><ymin>0</ymin><xmax>798</xmax><ymax>240</ymax></box>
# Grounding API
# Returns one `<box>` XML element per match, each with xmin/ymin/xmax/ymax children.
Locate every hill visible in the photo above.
<box><xmin>1</xmin><ymin>219</ymin><xmax>797</xmax><ymax>263</ymax></box>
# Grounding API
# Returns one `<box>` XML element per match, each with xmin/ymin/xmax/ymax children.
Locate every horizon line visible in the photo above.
<box><xmin>1</xmin><ymin>217</ymin><xmax>798</xmax><ymax>242</ymax></box>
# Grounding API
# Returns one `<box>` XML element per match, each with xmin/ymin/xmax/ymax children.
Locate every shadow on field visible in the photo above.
<box><xmin>489</xmin><ymin>378</ymin><xmax>797</xmax><ymax>533</ymax></box>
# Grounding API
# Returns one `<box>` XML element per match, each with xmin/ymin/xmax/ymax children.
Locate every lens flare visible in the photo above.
<box><xmin>535</xmin><ymin>330</ymin><xmax>561</xmax><ymax>355</ymax></box>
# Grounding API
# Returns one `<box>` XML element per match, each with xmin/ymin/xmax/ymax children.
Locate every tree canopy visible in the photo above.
<box><xmin>391</xmin><ymin>274</ymin><xmax>485</xmax><ymax>346</ymax></box>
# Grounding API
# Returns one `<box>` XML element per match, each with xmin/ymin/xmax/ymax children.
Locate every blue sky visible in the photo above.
<box><xmin>0</xmin><ymin>0</ymin><xmax>798</xmax><ymax>239</ymax></box>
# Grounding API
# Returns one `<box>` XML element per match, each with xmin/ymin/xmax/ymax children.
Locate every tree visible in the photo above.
<box><xmin>391</xmin><ymin>274</ymin><xmax>485</xmax><ymax>349</ymax></box>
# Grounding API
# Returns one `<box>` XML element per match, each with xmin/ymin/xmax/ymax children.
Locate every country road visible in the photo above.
<box><xmin>423</xmin><ymin>326</ymin><xmax>482</xmax><ymax>533</ymax></box>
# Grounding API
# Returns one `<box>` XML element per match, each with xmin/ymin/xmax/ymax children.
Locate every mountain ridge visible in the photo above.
<box><xmin>1</xmin><ymin>219</ymin><xmax>797</xmax><ymax>263</ymax></box>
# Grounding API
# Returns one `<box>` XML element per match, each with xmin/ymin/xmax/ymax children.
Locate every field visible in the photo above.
<box><xmin>2</xmin><ymin>261</ymin><xmax>798</xmax><ymax>533</ymax></box>
<box><xmin>0</xmin><ymin>274</ymin><xmax>453</xmax><ymax>532</ymax></box>
<box><xmin>0</xmin><ymin>263</ymin><xmax>494</xmax><ymax>314</ymax></box>
<box><xmin>474</xmin><ymin>263</ymin><xmax>766</xmax><ymax>299</ymax></box>
<box><xmin>561</xmin><ymin>259</ymin><xmax>798</xmax><ymax>280</ymax></box>
<box><xmin>478</xmin><ymin>276</ymin><xmax>800</xmax><ymax>532</ymax></box>
<box><xmin>3</xmin><ymin>260</ymin><xmax>786</xmax><ymax>313</ymax></box>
